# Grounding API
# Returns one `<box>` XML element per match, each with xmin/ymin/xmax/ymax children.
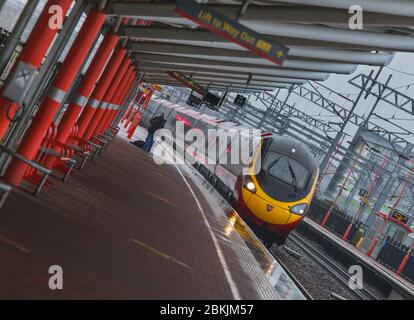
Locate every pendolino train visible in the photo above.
<box><xmin>140</xmin><ymin>98</ymin><xmax>320</xmax><ymax>245</ymax></box>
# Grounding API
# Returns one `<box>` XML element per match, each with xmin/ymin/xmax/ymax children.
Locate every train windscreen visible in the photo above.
<box><xmin>262</xmin><ymin>152</ymin><xmax>310</xmax><ymax>191</ymax></box>
<box><xmin>256</xmin><ymin>138</ymin><xmax>317</xmax><ymax>202</ymax></box>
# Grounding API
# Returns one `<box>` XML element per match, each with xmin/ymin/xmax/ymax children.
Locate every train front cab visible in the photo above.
<box><xmin>239</xmin><ymin>136</ymin><xmax>319</xmax><ymax>245</ymax></box>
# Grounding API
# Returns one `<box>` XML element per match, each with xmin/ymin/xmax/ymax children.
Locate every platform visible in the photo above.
<box><xmin>302</xmin><ymin>217</ymin><xmax>414</xmax><ymax>299</ymax></box>
<box><xmin>0</xmin><ymin>127</ymin><xmax>305</xmax><ymax>299</ymax></box>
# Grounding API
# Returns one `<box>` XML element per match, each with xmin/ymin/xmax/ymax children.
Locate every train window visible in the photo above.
<box><xmin>262</xmin><ymin>152</ymin><xmax>310</xmax><ymax>191</ymax></box>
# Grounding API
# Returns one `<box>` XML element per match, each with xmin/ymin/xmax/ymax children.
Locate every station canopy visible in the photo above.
<box><xmin>105</xmin><ymin>0</ymin><xmax>414</xmax><ymax>93</ymax></box>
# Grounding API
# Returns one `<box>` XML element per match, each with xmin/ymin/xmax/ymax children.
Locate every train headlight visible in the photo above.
<box><xmin>290</xmin><ymin>203</ymin><xmax>308</xmax><ymax>215</ymax></box>
<box><xmin>243</xmin><ymin>176</ymin><xmax>256</xmax><ymax>193</ymax></box>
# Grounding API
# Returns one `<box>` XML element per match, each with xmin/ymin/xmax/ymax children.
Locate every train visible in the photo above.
<box><xmin>140</xmin><ymin>98</ymin><xmax>319</xmax><ymax>246</ymax></box>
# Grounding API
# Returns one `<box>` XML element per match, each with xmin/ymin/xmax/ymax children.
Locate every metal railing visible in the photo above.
<box><xmin>0</xmin><ymin>143</ymin><xmax>51</xmax><ymax>195</ymax></box>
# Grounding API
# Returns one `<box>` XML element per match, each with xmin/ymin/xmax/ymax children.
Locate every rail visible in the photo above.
<box><xmin>289</xmin><ymin>231</ymin><xmax>379</xmax><ymax>300</ymax></box>
<box><xmin>269</xmin><ymin>246</ymin><xmax>314</xmax><ymax>300</ymax></box>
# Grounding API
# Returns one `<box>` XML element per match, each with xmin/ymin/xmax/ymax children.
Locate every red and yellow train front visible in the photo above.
<box><xmin>237</xmin><ymin>136</ymin><xmax>319</xmax><ymax>244</ymax></box>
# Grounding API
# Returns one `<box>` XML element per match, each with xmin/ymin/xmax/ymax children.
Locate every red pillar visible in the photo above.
<box><xmin>5</xmin><ymin>9</ymin><xmax>106</xmax><ymax>186</ymax></box>
<box><xmin>121</xmin><ymin>105</ymin><xmax>133</xmax><ymax>123</ymax></box>
<box><xmin>125</xmin><ymin>105</ymin><xmax>138</xmax><ymax>129</ymax></box>
<box><xmin>95</xmin><ymin>66</ymin><xmax>134</xmax><ymax>135</ymax></box>
<box><xmin>125</xmin><ymin>94</ymin><xmax>144</xmax><ymax>128</ymax></box>
<box><xmin>76</xmin><ymin>47</ymin><xmax>127</xmax><ymax>138</ymax></box>
<box><xmin>396</xmin><ymin>250</ymin><xmax>411</xmax><ymax>275</ymax></box>
<box><xmin>83</xmin><ymin>57</ymin><xmax>131</xmax><ymax>140</ymax></box>
<box><xmin>142</xmin><ymin>89</ymin><xmax>154</xmax><ymax>110</ymax></box>
<box><xmin>110</xmin><ymin>73</ymin><xmax>136</xmax><ymax>127</ymax></box>
<box><xmin>40</xmin><ymin>32</ymin><xmax>119</xmax><ymax>170</ymax></box>
<box><xmin>127</xmin><ymin>89</ymin><xmax>153</xmax><ymax>129</ymax></box>
<box><xmin>100</xmin><ymin>69</ymin><xmax>135</xmax><ymax>134</ymax></box>
<box><xmin>98</xmin><ymin>65</ymin><xmax>134</xmax><ymax>135</ymax></box>
<box><xmin>127</xmin><ymin>112</ymin><xmax>142</xmax><ymax>139</ymax></box>
<box><xmin>107</xmin><ymin>78</ymin><xmax>136</xmax><ymax>131</ymax></box>
<box><xmin>102</xmin><ymin>81</ymin><xmax>134</xmax><ymax>132</ymax></box>
<box><xmin>55</xmin><ymin>32</ymin><xmax>119</xmax><ymax>145</ymax></box>
<box><xmin>0</xmin><ymin>0</ymin><xmax>74</xmax><ymax>139</ymax></box>
<box><xmin>121</xmin><ymin>86</ymin><xmax>140</xmax><ymax>123</ymax></box>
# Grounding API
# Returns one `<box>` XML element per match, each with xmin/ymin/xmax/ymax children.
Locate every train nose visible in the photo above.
<box><xmin>245</xmin><ymin>192</ymin><xmax>290</xmax><ymax>225</ymax></box>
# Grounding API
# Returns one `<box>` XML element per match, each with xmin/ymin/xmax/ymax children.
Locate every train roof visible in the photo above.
<box><xmin>267</xmin><ymin>135</ymin><xmax>318</xmax><ymax>171</ymax></box>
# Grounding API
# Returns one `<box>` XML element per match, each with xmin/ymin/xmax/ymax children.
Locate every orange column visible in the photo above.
<box><xmin>110</xmin><ymin>73</ymin><xmax>137</xmax><ymax>128</ymax></box>
<box><xmin>5</xmin><ymin>9</ymin><xmax>106</xmax><ymax>186</ymax></box>
<box><xmin>76</xmin><ymin>47</ymin><xmax>127</xmax><ymax>138</ymax></box>
<box><xmin>100</xmin><ymin>69</ymin><xmax>135</xmax><ymax>134</ymax></box>
<box><xmin>83</xmin><ymin>57</ymin><xmax>130</xmax><ymax>140</ymax></box>
<box><xmin>0</xmin><ymin>0</ymin><xmax>73</xmax><ymax>139</ymax></box>
<box><xmin>55</xmin><ymin>32</ymin><xmax>119</xmax><ymax>144</ymax></box>
<box><xmin>121</xmin><ymin>85</ymin><xmax>141</xmax><ymax>123</ymax></box>
<box><xmin>40</xmin><ymin>33</ymin><xmax>119</xmax><ymax>170</ymax></box>
<box><xmin>95</xmin><ymin>66</ymin><xmax>134</xmax><ymax>135</ymax></box>
<box><xmin>125</xmin><ymin>93</ymin><xmax>144</xmax><ymax>128</ymax></box>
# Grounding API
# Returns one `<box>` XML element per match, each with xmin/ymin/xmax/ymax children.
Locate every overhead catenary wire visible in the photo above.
<box><xmin>385</xmin><ymin>66</ymin><xmax>414</xmax><ymax>78</ymax></box>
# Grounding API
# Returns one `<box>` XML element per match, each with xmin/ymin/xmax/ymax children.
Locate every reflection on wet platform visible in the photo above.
<box><xmin>226</xmin><ymin>210</ymin><xmax>306</xmax><ymax>300</ymax></box>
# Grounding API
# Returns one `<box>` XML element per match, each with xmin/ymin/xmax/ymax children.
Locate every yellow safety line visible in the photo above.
<box><xmin>130</xmin><ymin>238</ymin><xmax>191</xmax><ymax>269</ymax></box>
<box><xmin>0</xmin><ymin>235</ymin><xmax>30</xmax><ymax>254</ymax></box>
<box><xmin>152</xmin><ymin>170</ymin><xmax>174</xmax><ymax>182</ymax></box>
<box><xmin>146</xmin><ymin>191</ymin><xmax>176</xmax><ymax>207</ymax></box>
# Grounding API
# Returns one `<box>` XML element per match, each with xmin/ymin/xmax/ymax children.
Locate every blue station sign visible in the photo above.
<box><xmin>175</xmin><ymin>0</ymin><xmax>289</xmax><ymax>66</ymax></box>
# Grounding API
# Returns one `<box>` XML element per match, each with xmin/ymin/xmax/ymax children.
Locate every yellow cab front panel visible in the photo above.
<box><xmin>241</xmin><ymin>169</ymin><xmax>318</xmax><ymax>227</ymax></box>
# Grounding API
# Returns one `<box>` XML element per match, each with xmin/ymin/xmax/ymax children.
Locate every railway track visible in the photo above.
<box><xmin>288</xmin><ymin>232</ymin><xmax>379</xmax><ymax>300</ymax></box>
<box><xmin>268</xmin><ymin>246</ymin><xmax>314</xmax><ymax>300</ymax></box>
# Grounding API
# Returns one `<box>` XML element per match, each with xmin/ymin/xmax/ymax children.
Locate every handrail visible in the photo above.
<box><xmin>0</xmin><ymin>181</ymin><xmax>11</xmax><ymax>209</ymax></box>
<box><xmin>0</xmin><ymin>143</ymin><xmax>51</xmax><ymax>195</ymax></box>
<box><xmin>0</xmin><ymin>143</ymin><xmax>51</xmax><ymax>175</ymax></box>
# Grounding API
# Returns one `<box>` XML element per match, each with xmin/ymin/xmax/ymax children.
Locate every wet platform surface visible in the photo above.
<box><xmin>0</xmin><ymin>127</ymin><xmax>305</xmax><ymax>299</ymax></box>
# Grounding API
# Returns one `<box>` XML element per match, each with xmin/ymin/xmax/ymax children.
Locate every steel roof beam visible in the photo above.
<box><xmin>130</xmin><ymin>39</ymin><xmax>394</xmax><ymax>66</ymax></box>
<box><xmin>128</xmin><ymin>41</ymin><xmax>392</xmax><ymax>67</ymax></box>
<box><xmin>274</xmin><ymin>0</ymin><xmax>414</xmax><ymax>18</ymax></box>
<box><xmin>107</xmin><ymin>2</ymin><xmax>414</xmax><ymax>26</ymax></box>
<box><xmin>145</xmin><ymin>73</ymin><xmax>296</xmax><ymax>87</ymax></box>
<box><xmin>145</xmin><ymin>75</ymin><xmax>292</xmax><ymax>89</ymax></box>
<box><xmin>145</xmin><ymin>77</ymin><xmax>284</xmax><ymax>91</ymax></box>
<box><xmin>121</xmin><ymin>25</ymin><xmax>359</xmax><ymax>51</ymax></box>
<box><xmin>142</xmin><ymin>70</ymin><xmax>307</xmax><ymax>84</ymax></box>
<box><xmin>120</xmin><ymin>24</ymin><xmax>414</xmax><ymax>52</ymax></box>
<box><xmin>145</xmin><ymin>75</ymin><xmax>290</xmax><ymax>89</ymax></box>
<box><xmin>131</xmin><ymin>51</ymin><xmax>357</xmax><ymax>74</ymax></box>
<box><xmin>135</xmin><ymin>61</ymin><xmax>329</xmax><ymax>81</ymax></box>
<box><xmin>150</xmin><ymin>82</ymin><xmax>262</xmax><ymax>94</ymax></box>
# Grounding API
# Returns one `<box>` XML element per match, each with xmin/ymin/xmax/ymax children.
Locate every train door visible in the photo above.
<box><xmin>215</xmin><ymin>126</ymin><xmax>249</xmax><ymax>195</ymax></box>
<box><xmin>193</xmin><ymin>118</ymin><xmax>217</xmax><ymax>168</ymax></box>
